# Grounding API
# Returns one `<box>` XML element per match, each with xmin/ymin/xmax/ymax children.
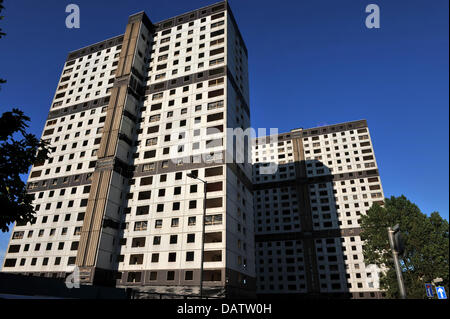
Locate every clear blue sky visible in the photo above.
<box><xmin>0</xmin><ymin>0</ymin><xmax>448</xmax><ymax>260</ymax></box>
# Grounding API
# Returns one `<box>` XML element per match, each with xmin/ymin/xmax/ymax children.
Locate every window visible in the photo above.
<box><xmin>136</xmin><ymin>206</ymin><xmax>149</xmax><ymax>215</ymax></box>
<box><xmin>205</xmin><ymin>232</ymin><xmax>222</xmax><ymax>243</ymax></box>
<box><xmin>138</xmin><ymin>191</ymin><xmax>151</xmax><ymax>200</ymax></box>
<box><xmin>134</xmin><ymin>221</ymin><xmax>147</xmax><ymax>231</ymax></box>
<box><xmin>206</xmin><ymin>197</ymin><xmax>222</xmax><ymax>208</ymax></box>
<box><xmin>187</xmin><ymin>233</ymin><xmax>195</xmax><ymax>243</ymax></box>
<box><xmin>70</xmin><ymin>241</ymin><xmax>79</xmax><ymax>250</ymax></box>
<box><xmin>149</xmin><ymin>272</ymin><xmax>157</xmax><ymax>281</ymax></box>
<box><xmin>209</xmin><ymin>78</ymin><xmax>224</xmax><ymax>86</ymax></box>
<box><xmin>170</xmin><ymin>235</ymin><xmax>178</xmax><ymax>244</ymax></box>
<box><xmin>210</xmin><ymin>29</ymin><xmax>225</xmax><ymax>38</ymax></box>
<box><xmin>168</xmin><ymin>252</ymin><xmax>176</xmax><ymax>262</ymax></box>
<box><xmin>12</xmin><ymin>231</ymin><xmax>24</xmax><ymax>240</ymax></box>
<box><xmin>210</xmin><ymin>38</ymin><xmax>224</xmax><ymax>46</ymax></box>
<box><xmin>153</xmin><ymin>236</ymin><xmax>161</xmax><ymax>245</ymax></box>
<box><xmin>204</xmin><ymin>250</ymin><xmax>222</xmax><ymax>262</ymax></box>
<box><xmin>140</xmin><ymin>176</ymin><xmax>153</xmax><ymax>186</ymax></box>
<box><xmin>207</xmin><ymin>112</ymin><xmax>223</xmax><ymax>122</ymax></box>
<box><xmin>205</xmin><ymin>166</ymin><xmax>223</xmax><ymax>177</ymax></box>
<box><xmin>132</xmin><ymin>237</ymin><xmax>146</xmax><ymax>248</ymax></box>
<box><xmin>208</xmin><ymin>89</ymin><xmax>224</xmax><ymax>98</ymax></box>
<box><xmin>127</xmin><ymin>272</ymin><xmax>142</xmax><ymax>283</ymax></box>
<box><xmin>185</xmin><ymin>271</ymin><xmax>194</xmax><ymax>281</ymax></box>
<box><xmin>205</xmin><ymin>214</ymin><xmax>223</xmax><ymax>225</ymax></box>
<box><xmin>4</xmin><ymin>259</ymin><xmax>17</xmax><ymax>267</ymax></box>
<box><xmin>209</xmin><ymin>58</ymin><xmax>225</xmax><ymax>66</ymax></box>
<box><xmin>189</xmin><ymin>200</ymin><xmax>197</xmax><ymax>209</ymax></box>
<box><xmin>186</xmin><ymin>252</ymin><xmax>194</xmax><ymax>261</ymax></box>
<box><xmin>147</xmin><ymin>125</ymin><xmax>159</xmax><ymax>134</ymax></box>
<box><xmin>167</xmin><ymin>271</ymin><xmax>175</xmax><ymax>281</ymax></box>
<box><xmin>129</xmin><ymin>254</ymin><xmax>144</xmax><ymax>265</ymax></box>
<box><xmin>149</xmin><ymin>114</ymin><xmax>160</xmax><ymax>122</ymax></box>
<box><xmin>210</xmin><ymin>47</ymin><xmax>224</xmax><ymax>56</ymax></box>
<box><xmin>152</xmin><ymin>92</ymin><xmax>163</xmax><ymax>100</ymax></box>
<box><xmin>188</xmin><ymin>217</ymin><xmax>196</xmax><ymax>226</ymax></box>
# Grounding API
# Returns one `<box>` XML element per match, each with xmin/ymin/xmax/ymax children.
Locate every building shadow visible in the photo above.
<box><xmin>253</xmin><ymin>158</ymin><xmax>357</xmax><ymax>299</ymax></box>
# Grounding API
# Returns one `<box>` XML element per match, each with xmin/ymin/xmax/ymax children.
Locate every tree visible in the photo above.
<box><xmin>0</xmin><ymin>0</ymin><xmax>50</xmax><ymax>232</ymax></box>
<box><xmin>360</xmin><ymin>195</ymin><xmax>449</xmax><ymax>298</ymax></box>
<box><xmin>0</xmin><ymin>110</ymin><xmax>50</xmax><ymax>232</ymax></box>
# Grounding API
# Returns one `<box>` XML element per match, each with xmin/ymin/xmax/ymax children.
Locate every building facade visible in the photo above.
<box><xmin>1</xmin><ymin>1</ymin><xmax>255</xmax><ymax>298</ymax></box>
<box><xmin>252</xmin><ymin>120</ymin><xmax>385</xmax><ymax>299</ymax></box>
<box><xmin>2</xmin><ymin>2</ymin><xmax>387</xmax><ymax>300</ymax></box>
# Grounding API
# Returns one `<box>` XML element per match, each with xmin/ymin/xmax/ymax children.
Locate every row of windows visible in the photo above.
<box><xmin>125</xmin><ymin>269</ymin><xmax>222</xmax><ymax>283</ymax></box>
<box><xmin>42</xmin><ymin>114</ymin><xmax>105</xmax><ymax>137</ymax></box>
<box><xmin>58</xmin><ymin>70</ymin><xmax>116</xmax><ymax>95</ymax></box>
<box><xmin>149</xmin><ymin>48</ymin><xmax>225</xmax><ymax>81</ymax></box>
<box><xmin>31</xmin><ymin>156</ymin><xmax>99</xmax><ymax>178</ymax></box>
<box><xmin>3</xmin><ymin>256</ymin><xmax>77</xmax><ymax>268</ymax></box>
<box><xmin>151</xmin><ymin>87</ymin><xmax>223</xmax><ymax>101</ymax></box>
<box><xmin>32</xmin><ymin>198</ymin><xmax>89</xmax><ymax>212</ymax></box>
<box><xmin>46</xmin><ymin>104</ymin><xmax>107</xmax><ymax>127</ymax></box>
<box><xmin>302</xmin><ymin>128</ymin><xmax>368</xmax><ymax>142</ymax></box>
<box><xmin>12</xmin><ymin>224</ymin><xmax>83</xmax><ymax>240</ymax></box>
<box><xmin>124</xmin><ymin>249</ymin><xmax>222</xmax><ymax>264</ymax></box>
<box><xmin>71</xmin><ymin>45</ymin><xmax>121</xmax><ymax>64</ymax></box>
<box><xmin>8</xmin><ymin>240</ymin><xmax>79</xmax><ymax>253</ymax></box>
<box><xmin>129</xmin><ymin>214</ymin><xmax>223</xmax><ymax>231</ymax></box>
<box><xmin>258</xmin><ymin>284</ymin><xmax>307</xmax><ymax>291</ymax></box>
<box><xmin>154</xmin><ymin>9</ymin><xmax>225</xmax><ymax>37</ymax></box>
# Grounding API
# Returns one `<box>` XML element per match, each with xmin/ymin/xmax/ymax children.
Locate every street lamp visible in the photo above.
<box><xmin>187</xmin><ymin>171</ymin><xmax>207</xmax><ymax>299</ymax></box>
<box><xmin>387</xmin><ymin>225</ymin><xmax>407</xmax><ymax>299</ymax></box>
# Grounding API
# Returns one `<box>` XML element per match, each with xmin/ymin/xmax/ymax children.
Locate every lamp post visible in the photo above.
<box><xmin>387</xmin><ymin>225</ymin><xmax>407</xmax><ymax>299</ymax></box>
<box><xmin>187</xmin><ymin>171</ymin><xmax>207</xmax><ymax>299</ymax></box>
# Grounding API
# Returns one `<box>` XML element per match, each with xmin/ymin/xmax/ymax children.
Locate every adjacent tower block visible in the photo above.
<box><xmin>252</xmin><ymin>120</ymin><xmax>385</xmax><ymax>299</ymax></box>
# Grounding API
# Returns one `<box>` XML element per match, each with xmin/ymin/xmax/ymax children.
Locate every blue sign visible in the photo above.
<box><xmin>425</xmin><ymin>284</ymin><xmax>434</xmax><ymax>298</ymax></box>
<box><xmin>435</xmin><ymin>286</ymin><xmax>447</xmax><ymax>300</ymax></box>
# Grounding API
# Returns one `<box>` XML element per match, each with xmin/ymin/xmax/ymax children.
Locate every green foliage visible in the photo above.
<box><xmin>360</xmin><ymin>195</ymin><xmax>449</xmax><ymax>299</ymax></box>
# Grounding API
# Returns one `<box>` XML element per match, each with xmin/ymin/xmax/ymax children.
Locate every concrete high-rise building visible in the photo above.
<box><xmin>2</xmin><ymin>1</ymin><xmax>387</xmax><ymax>300</ymax></box>
<box><xmin>252</xmin><ymin>120</ymin><xmax>385</xmax><ymax>299</ymax></box>
<box><xmin>1</xmin><ymin>1</ymin><xmax>255</xmax><ymax>298</ymax></box>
